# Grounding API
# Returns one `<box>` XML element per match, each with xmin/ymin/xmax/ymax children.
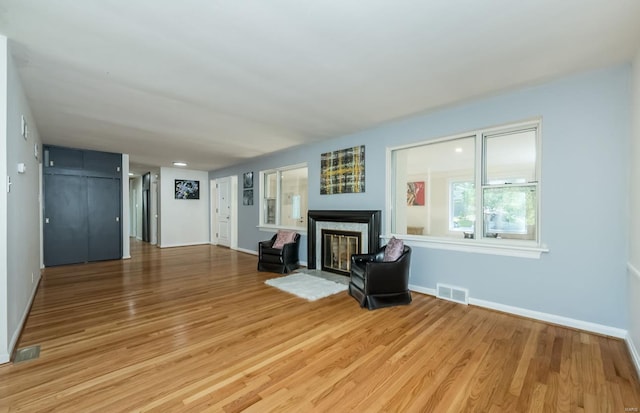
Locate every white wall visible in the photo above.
<box><xmin>159</xmin><ymin>167</ymin><xmax>209</xmax><ymax>248</ymax></box>
<box><xmin>629</xmin><ymin>49</ymin><xmax>640</xmax><ymax>378</ymax></box>
<box><xmin>157</xmin><ymin>171</ymin><xmax>162</xmax><ymax>246</ymax></box>
<box><xmin>0</xmin><ymin>36</ymin><xmax>9</xmax><ymax>363</ymax></box>
<box><xmin>1</xmin><ymin>38</ymin><xmax>43</xmax><ymax>363</ymax></box>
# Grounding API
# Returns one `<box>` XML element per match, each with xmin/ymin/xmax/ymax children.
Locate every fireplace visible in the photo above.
<box><xmin>307</xmin><ymin>210</ymin><xmax>381</xmax><ymax>275</ymax></box>
<box><xmin>321</xmin><ymin>229</ymin><xmax>362</xmax><ymax>275</ymax></box>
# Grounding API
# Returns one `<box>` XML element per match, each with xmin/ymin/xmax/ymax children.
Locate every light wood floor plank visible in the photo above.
<box><xmin>0</xmin><ymin>240</ymin><xmax>638</xmax><ymax>412</ymax></box>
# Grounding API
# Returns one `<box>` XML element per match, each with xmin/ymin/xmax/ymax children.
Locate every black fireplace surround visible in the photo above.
<box><xmin>307</xmin><ymin>210</ymin><xmax>382</xmax><ymax>271</ymax></box>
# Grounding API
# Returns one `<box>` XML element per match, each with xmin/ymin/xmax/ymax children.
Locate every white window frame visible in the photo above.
<box><xmin>386</xmin><ymin>119</ymin><xmax>548</xmax><ymax>259</ymax></box>
<box><xmin>258</xmin><ymin>163</ymin><xmax>308</xmax><ymax>233</ymax></box>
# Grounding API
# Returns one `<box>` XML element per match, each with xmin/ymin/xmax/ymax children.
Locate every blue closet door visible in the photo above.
<box><xmin>43</xmin><ymin>146</ymin><xmax>122</xmax><ymax>266</ymax></box>
<box><xmin>88</xmin><ymin>177</ymin><xmax>122</xmax><ymax>261</ymax></box>
<box><xmin>43</xmin><ymin>174</ymin><xmax>89</xmax><ymax>266</ymax></box>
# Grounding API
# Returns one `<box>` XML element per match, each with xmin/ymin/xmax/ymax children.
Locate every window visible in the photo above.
<box><xmin>260</xmin><ymin>164</ymin><xmax>308</xmax><ymax>230</ymax></box>
<box><xmin>482</xmin><ymin>128</ymin><xmax>537</xmax><ymax>240</ymax></box>
<box><xmin>391</xmin><ymin>120</ymin><xmax>540</xmax><ymax>246</ymax></box>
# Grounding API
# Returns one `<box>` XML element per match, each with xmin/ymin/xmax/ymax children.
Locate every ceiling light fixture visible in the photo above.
<box><xmin>173</xmin><ymin>162</ymin><xmax>187</xmax><ymax>167</ymax></box>
<box><xmin>455</xmin><ymin>147</ymin><xmax>463</xmax><ymax>153</ymax></box>
<box><xmin>128</xmin><ymin>172</ymin><xmax>134</xmax><ymax>176</ymax></box>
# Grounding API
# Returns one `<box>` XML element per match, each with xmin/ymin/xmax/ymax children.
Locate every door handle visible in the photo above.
<box><xmin>116</xmin><ymin>217</ymin><xmax>120</xmax><ymax>222</ymax></box>
<box><xmin>45</xmin><ymin>217</ymin><xmax>49</xmax><ymax>224</ymax></box>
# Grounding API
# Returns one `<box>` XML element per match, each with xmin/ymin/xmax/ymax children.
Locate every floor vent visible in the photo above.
<box><xmin>13</xmin><ymin>345</ymin><xmax>40</xmax><ymax>363</ymax></box>
<box><xmin>436</xmin><ymin>283</ymin><xmax>469</xmax><ymax>305</ymax></box>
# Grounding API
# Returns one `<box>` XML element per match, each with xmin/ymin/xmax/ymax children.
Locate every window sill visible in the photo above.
<box><xmin>384</xmin><ymin>234</ymin><xmax>549</xmax><ymax>259</ymax></box>
<box><xmin>258</xmin><ymin>225</ymin><xmax>307</xmax><ymax>236</ymax></box>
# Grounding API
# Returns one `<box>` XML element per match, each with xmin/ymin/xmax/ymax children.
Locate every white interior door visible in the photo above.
<box><xmin>216</xmin><ymin>177</ymin><xmax>231</xmax><ymax>247</ymax></box>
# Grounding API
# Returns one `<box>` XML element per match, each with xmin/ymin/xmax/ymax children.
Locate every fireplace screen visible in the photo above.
<box><xmin>321</xmin><ymin>230</ymin><xmax>361</xmax><ymax>275</ymax></box>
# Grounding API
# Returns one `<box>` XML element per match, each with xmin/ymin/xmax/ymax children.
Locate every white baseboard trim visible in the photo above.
<box><xmin>409</xmin><ymin>284</ymin><xmax>436</xmax><ymax>296</ymax></box>
<box><xmin>4</xmin><ymin>275</ymin><xmax>41</xmax><ymax>364</ymax></box>
<box><xmin>122</xmin><ymin>255</ymin><xmax>131</xmax><ymax>259</ymax></box>
<box><xmin>159</xmin><ymin>242</ymin><xmax>210</xmax><ymax>248</ymax></box>
<box><xmin>627</xmin><ymin>263</ymin><xmax>640</xmax><ymax>379</ymax></box>
<box><xmin>469</xmin><ymin>297</ymin><xmax>627</xmax><ymax>338</ymax></box>
<box><xmin>409</xmin><ymin>284</ymin><xmax>626</xmax><ymax>338</ymax></box>
<box><xmin>627</xmin><ymin>334</ymin><xmax>640</xmax><ymax>381</ymax></box>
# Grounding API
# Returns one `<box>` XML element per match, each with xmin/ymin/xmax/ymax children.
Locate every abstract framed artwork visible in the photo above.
<box><xmin>175</xmin><ymin>179</ymin><xmax>200</xmax><ymax>200</ymax></box>
<box><xmin>320</xmin><ymin>145</ymin><xmax>365</xmax><ymax>195</ymax></box>
<box><xmin>407</xmin><ymin>181</ymin><xmax>425</xmax><ymax>206</ymax></box>
<box><xmin>243</xmin><ymin>171</ymin><xmax>253</xmax><ymax>189</ymax></box>
<box><xmin>243</xmin><ymin>189</ymin><xmax>254</xmax><ymax>205</ymax></box>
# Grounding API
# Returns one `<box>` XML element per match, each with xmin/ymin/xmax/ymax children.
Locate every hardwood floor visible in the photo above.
<box><xmin>1</xmin><ymin>240</ymin><xmax>639</xmax><ymax>412</ymax></box>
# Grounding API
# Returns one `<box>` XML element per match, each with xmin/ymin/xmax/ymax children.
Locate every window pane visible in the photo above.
<box><xmin>485</xmin><ymin>129</ymin><xmax>536</xmax><ymax>184</ymax></box>
<box><xmin>483</xmin><ymin>185</ymin><xmax>536</xmax><ymax>240</ymax></box>
<box><xmin>392</xmin><ymin>136</ymin><xmax>475</xmax><ymax>238</ymax></box>
<box><xmin>264</xmin><ymin>172</ymin><xmax>277</xmax><ymax>225</ymax></box>
<box><xmin>450</xmin><ymin>181</ymin><xmax>475</xmax><ymax>231</ymax></box>
<box><xmin>279</xmin><ymin>167</ymin><xmax>308</xmax><ymax>228</ymax></box>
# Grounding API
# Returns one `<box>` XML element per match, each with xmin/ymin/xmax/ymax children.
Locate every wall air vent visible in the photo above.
<box><xmin>436</xmin><ymin>283</ymin><xmax>469</xmax><ymax>305</ymax></box>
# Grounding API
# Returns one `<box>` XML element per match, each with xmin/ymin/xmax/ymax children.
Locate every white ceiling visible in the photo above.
<box><xmin>1</xmin><ymin>1</ymin><xmax>639</xmax><ymax>172</ymax></box>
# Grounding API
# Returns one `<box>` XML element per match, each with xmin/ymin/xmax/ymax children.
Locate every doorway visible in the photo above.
<box><xmin>210</xmin><ymin>176</ymin><xmax>238</xmax><ymax>249</ymax></box>
<box><xmin>130</xmin><ymin>187</ymin><xmax>137</xmax><ymax>238</ymax></box>
<box><xmin>142</xmin><ymin>172</ymin><xmax>150</xmax><ymax>242</ymax></box>
<box><xmin>129</xmin><ymin>171</ymin><xmax>158</xmax><ymax>246</ymax></box>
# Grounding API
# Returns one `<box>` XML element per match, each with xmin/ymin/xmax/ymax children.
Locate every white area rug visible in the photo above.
<box><xmin>265</xmin><ymin>272</ymin><xmax>348</xmax><ymax>301</ymax></box>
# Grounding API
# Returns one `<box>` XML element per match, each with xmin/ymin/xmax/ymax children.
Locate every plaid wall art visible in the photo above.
<box><xmin>320</xmin><ymin>145</ymin><xmax>365</xmax><ymax>195</ymax></box>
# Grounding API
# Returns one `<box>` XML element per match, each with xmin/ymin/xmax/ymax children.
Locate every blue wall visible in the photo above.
<box><xmin>210</xmin><ymin>64</ymin><xmax>631</xmax><ymax>329</ymax></box>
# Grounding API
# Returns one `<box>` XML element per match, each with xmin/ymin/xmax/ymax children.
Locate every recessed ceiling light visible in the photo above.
<box><xmin>128</xmin><ymin>172</ymin><xmax>134</xmax><ymax>176</ymax></box>
<box><xmin>455</xmin><ymin>147</ymin><xmax>463</xmax><ymax>153</ymax></box>
<box><xmin>173</xmin><ymin>162</ymin><xmax>187</xmax><ymax>167</ymax></box>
